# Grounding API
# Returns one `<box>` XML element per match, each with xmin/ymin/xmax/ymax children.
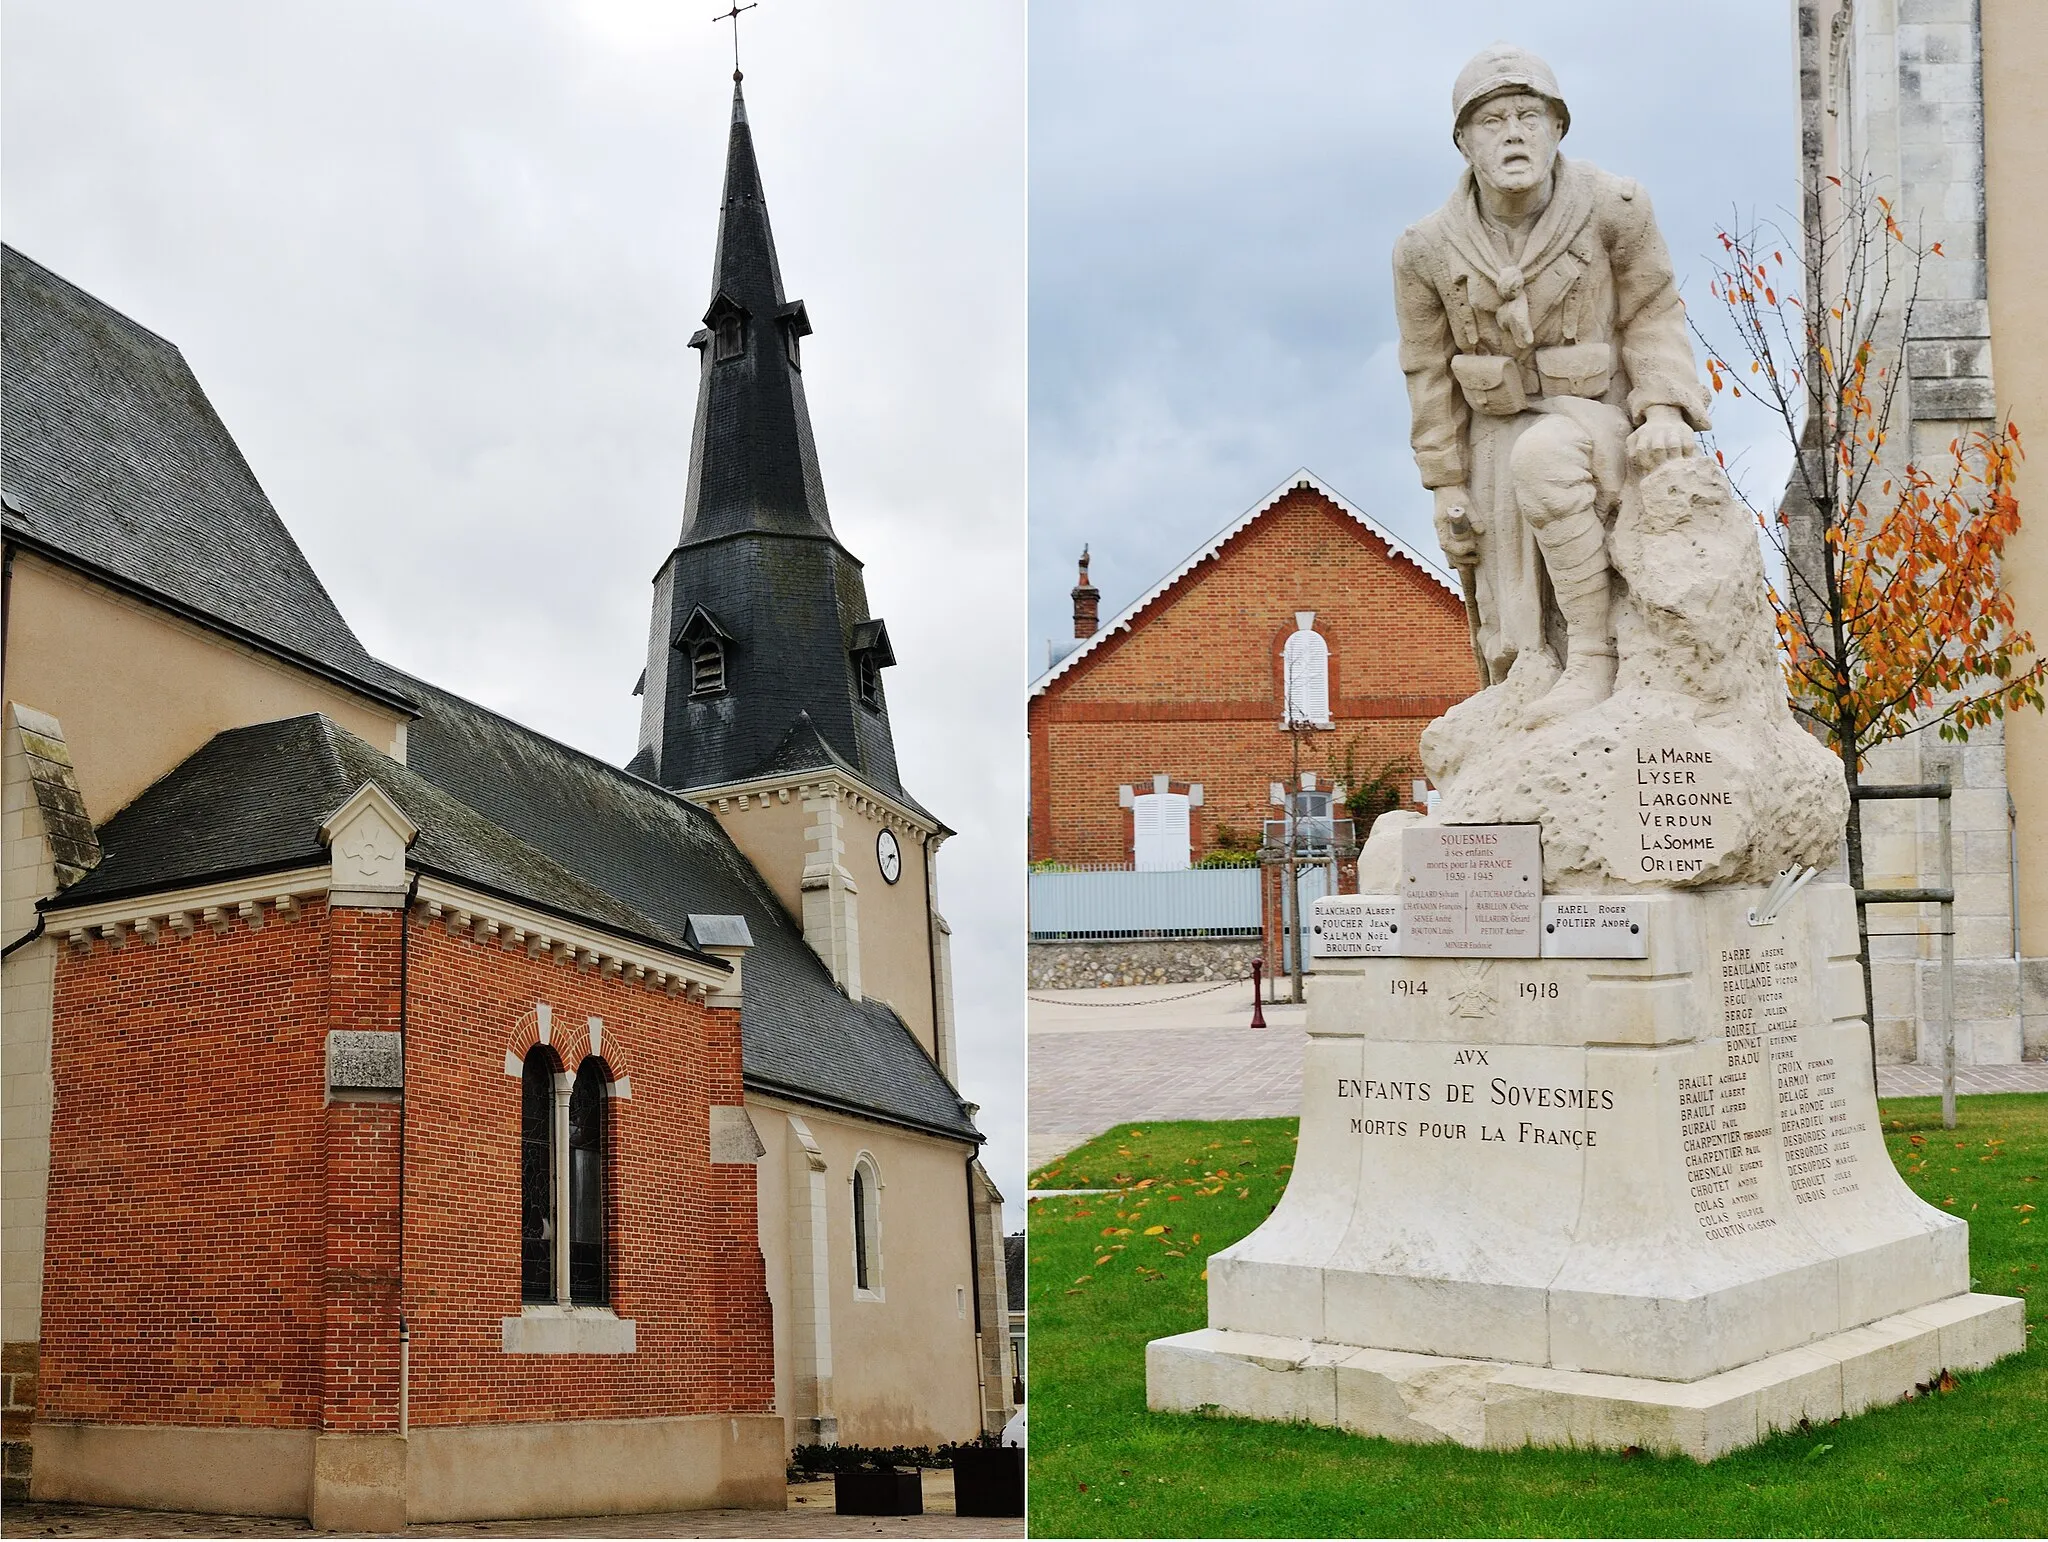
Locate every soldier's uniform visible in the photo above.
<box><xmin>1394</xmin><ymin>65</ymin><xmax>1711</xmax><ymax>714</ymax></box>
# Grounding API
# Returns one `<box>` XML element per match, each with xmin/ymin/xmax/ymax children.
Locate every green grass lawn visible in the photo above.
<box><xmin>1025</xmin><ymin>1095</ymin><xmax>2046</xmax><ymax>1538</ymax></box>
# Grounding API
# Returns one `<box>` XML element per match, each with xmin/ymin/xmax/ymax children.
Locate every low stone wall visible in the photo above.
<box><xmin>1029</xmin><ymin>938</ymin><xmax>1260</xmax><ymax>990</ymax></box>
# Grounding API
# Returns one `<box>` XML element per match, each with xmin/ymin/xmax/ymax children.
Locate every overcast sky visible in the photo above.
<box><xmin>2</xmin><ymin>0</ymin><xmax>1028</xmax><ymax>1217</ymax></box>
<box><xmin>1029</xmin><ymin>0</ymin><xmax>1802</xmax><ymax>666</ymax></box>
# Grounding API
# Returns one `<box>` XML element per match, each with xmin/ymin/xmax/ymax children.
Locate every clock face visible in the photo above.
<box><xmin>877</xmin><ymin>828</ymin><xmax>902</xmax><ymax>884</ymax></box>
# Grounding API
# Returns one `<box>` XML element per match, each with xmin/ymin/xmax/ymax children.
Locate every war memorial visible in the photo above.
<box><xmin>1144</xmin><ymin>45</ymin><xmax>2025</xmax><ymax>1461</ymax></box>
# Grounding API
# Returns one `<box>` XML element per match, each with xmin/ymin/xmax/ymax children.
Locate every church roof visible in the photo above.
<box><xmin>52</xmin><ymin>713</ymin><xmax>697</xmax><ymax>957</ymax></box>
<box><xmin>676</xmin><ymin>78</ymin><xmax>835</xmax><ymax>549</ymax></box>
<box><xmin>388</xmin><ymin>672</ymin><xmax>977</xmax><ymax>1142</ymax></box>
<box><xmin>1028</xmin><ymin>468</ymin><xmax>1462</xmax><ymax>698</ymax></box>
<box><xmin>0</xmin><ymin>245</ymin><xmax>411</xmax><ymax>713</ymax></box>
<box><xmin>49</xmin><ymin>687</ymin><xmax>980</xmax><ymax>1144</ymax></box>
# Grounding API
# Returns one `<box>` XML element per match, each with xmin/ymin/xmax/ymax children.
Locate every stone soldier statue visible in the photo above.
<box><xmin>1395</xmin><ymin>44</ymin><xmax>1712</xmax><ymax>724</ymax></box>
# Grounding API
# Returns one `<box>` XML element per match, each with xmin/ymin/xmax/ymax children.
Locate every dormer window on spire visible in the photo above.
<box><xmin>776</xmin><ymin>300</ymin><xmax>812</xmax><ymax>372</ymax></box>
<box><xmin>848</xmin><ymin>618</ymin><xmax>895</xmax><ymax>714</ymax></box>
<box><xmin>703</xmin><ymin>291</ymin><xmax>751</xmax><ymax>364</ymax></box>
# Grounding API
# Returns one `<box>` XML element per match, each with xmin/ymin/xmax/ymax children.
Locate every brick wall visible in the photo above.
<box><xmin>402</xmin><ymin>921</ymin><xmax>772</xmax><ymax>1424</ymax></box>
<box><xmin>1030</xmin><ymin>488</ymin><xmax>1479</xmax><ymax>864</ymax></box>
<box><xmin>38</xmin><ymin>897</ymin><xmax>772</xmax><ymax>1439</ymax></box>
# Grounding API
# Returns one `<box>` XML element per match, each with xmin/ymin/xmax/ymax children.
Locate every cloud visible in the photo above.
<box><xmin>3</xmin><ymin>0</ymin><xmax>1028</xmax><ymax>1221</ymax></box>
<box><xmin>1029</xmin><ymin>0</ymin><xmax>1799</xmax><ymax>654</ymax></box>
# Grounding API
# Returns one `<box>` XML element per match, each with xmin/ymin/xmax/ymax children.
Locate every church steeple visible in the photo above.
<box><xmin>678</xmin><ymin>75</ymin><xmax>831</xmax><ymax>546</ymax></box>
<box><xmin>632</xmin><ymin>75</ymin><xmax>908</xmax><ymax>803</ymax></box>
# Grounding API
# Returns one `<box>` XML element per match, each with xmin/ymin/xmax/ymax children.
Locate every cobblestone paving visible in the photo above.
<box><xmin>3</xmin><ymin>1477</ymin><xmax>1021</xmax><ymax>1539</ymax></box>
<box><xmin>1028</xmin><ymin>982</ymin><xmax>2048</xmax><ymax>1171</ymax></box>
<box><xmin>1876</xmin><ymin>1062</ymin><xmax>2048</xmax><ymax>1097</ymax></box>
<box><xmin>1028</xmin><ymin>980</ymin><xmax>1305</xmax><ymax>1169</ymax></box>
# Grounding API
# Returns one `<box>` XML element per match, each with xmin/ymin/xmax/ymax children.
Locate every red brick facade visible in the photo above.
<box><xmin>39</xmin><ymin>897</ymin><xmax>772</xmax><ymax>1438</ymax></box>
<box><xmin>1030</xmin><ymin>483</ymin><xmax>1480</xmax><ymax>864</ymax></box>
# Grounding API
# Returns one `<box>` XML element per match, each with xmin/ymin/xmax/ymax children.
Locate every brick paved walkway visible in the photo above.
<box><xmin>1028</xmin><ymin>982</ymin><xmax>2048</xmax><ymax>1171</ymax></box>
<box><xmin>1876</xmin><ymin>1062</ymin><xmax>2048</xmax><ymax>1097</ymax></box>
<box><xmin>1028</xmin><ymin>979</ymin><xmax>1304</xmax><ymax>1168</ymax></box>
<box><xmin>3</xmin><ymin>1476</ymin><xmax>1020</xmax><ymax>1539</ymax></box>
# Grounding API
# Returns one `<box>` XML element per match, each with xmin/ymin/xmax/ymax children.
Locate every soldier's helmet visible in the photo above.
<box><xmin>1451</xmin><ymin>44</ymin><xmax>1569</xmax><ymax>142</ymax></box>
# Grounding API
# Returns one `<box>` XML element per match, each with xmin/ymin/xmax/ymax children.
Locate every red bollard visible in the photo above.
<box><xmin>1249</xmin><ymin>959</ymin><xmax>1267</xmax><ymax>1029</ymax></box>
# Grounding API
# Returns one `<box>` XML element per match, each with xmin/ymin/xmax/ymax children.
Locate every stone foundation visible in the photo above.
<box><xmin>1028</xmin><ymin>938</ymin><xmax>1259</xmax><ymax>990</ymax></box>
<box><xmin>1151</xmin><ymin>1293</ymin><xmax>2023</xmax><ymax>1462</ymax></box>
<box><xmin>28</xmin><ymin>1413</ymin><xmax>787</xmax><ymax>1521</ymax></box>
<box><xmin>2</xmin><ymin>1341</ymin><xmax>35</xmax><ymax>1502</ymax></box>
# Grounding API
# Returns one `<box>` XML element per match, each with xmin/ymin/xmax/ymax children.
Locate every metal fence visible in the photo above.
<box><xmin>1027</xmin><ymin>867</ymin><xmax>1261</xmax><ymax>940</ymax></box>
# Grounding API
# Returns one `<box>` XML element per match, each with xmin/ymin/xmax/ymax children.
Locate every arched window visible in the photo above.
<box><xmin>851</xmin><ymin>1154</ymin><xmax>882</xmax><ymax>1297</ymax></box>
<box><xmin>1281</xmin><ymin>613</ymin><xmax>1331</xmax><ymax>728</ymax></box>
<box><xmin>568</xmin><ymin>1060</ymin><xmax>609</xmax><ymax>1307</ymax></box>
<box><xmin>691</xmin><ymin>638</ymin><xmax>726</xmax><ymax>696</ymax></box>
<box><xmin>520</xmin><ymin>1049</ymin><xmax>557</xmax><ymax>1303</ymax></box>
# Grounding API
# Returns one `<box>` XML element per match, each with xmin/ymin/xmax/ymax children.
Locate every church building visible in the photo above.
<box><xmin>1</xmin><ymin>75</ymin><xmax>1008</xmax><ymax>1526</ymax></box>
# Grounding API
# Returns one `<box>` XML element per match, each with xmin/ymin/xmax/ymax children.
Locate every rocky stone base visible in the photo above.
<box><xmin>1028</xmin><ymin>939</ymin><xmax>1259</xmax><ymax>990</ymax></box>
<box><xmin>1148</xmin><ymin>1292</ymin><xmax>2023</xmax><ymax>1462</ymax></box>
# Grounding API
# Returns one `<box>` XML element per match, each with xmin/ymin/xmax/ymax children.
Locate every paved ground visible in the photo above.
<box><xmin>1874</xmin><ymin>1062</ymin><xmax>2048</xmax><ymax>1096</ymax></box>
<box><xmin>1027</xmin><ymin>978</ymin><xmax>1304</xmax><ymax>1169</ymax></box>
<box><xmin>1027</xmin><ymin>980</ymin><xmax>2048</xmax><ymax>1172</ymax></box>
<box><xmin>3</xmin><ymin>1475</ymin><xmax>1022</xmax><ymax>1539</ymax></box>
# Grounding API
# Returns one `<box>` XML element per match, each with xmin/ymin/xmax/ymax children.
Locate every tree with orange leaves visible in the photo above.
<box><xmin>1696</xmin><ymin>176</ymin><xmax>2045</xmax><ymax>914</ymax></box>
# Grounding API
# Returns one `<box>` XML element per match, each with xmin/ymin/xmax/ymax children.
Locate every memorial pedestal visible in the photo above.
<box><xmin>1146</xmin><ymin>882</ymin><xmax>2024</xmax><ymax>1460</ymax></box>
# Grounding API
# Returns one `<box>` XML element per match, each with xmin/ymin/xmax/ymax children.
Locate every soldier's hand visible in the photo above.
<box><xmin>1432</xmin><ymin>485</ymin><xmax>1478</xmax><ymax>564</ymax></box>
<box><xmin>1627</xmin><ymin>405</ymin><xmax>1696</xmax><ymax>472</ymax></box>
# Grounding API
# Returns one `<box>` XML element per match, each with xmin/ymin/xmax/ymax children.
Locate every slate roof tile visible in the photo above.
<box><xmin>0</xmin><ymin>245</ymin><xmax>407</xmax><ymax>710</ymax></box>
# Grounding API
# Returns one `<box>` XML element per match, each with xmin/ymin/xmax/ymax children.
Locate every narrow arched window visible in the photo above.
<box><xmin>852</xmin><ymin>1169</ymin><xmax>870</xmax><ymax>1290</ymax></box>
<box><xmin>520</xmin><ymin>1049</ymin><xmax>556</xmax><ymax>1303</ymax></box>
<box><xmin>851</xmin><ymin>1154</ymin><xmax>882</xmax><ymax>1297</ymax></box>
<box><xmin>691</xmin><ymin>638</ymin><xmax>726</xmax><ymax>696</ymax></box>
<box><xmin>568</xmin><ymin>1060</ymin><xmax>608</xmax><ymax>1306</ymax></box>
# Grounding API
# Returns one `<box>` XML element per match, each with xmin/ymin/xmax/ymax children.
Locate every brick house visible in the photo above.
<box><xmin>2</xmin><ymin>76</ymin><xmax>1009</xmax><ymax>1525</ymax></box>
<box><xmin>1029</xmin><ymin>472</ymin><xmax>1481</xmax><ymax>869</ymax></box>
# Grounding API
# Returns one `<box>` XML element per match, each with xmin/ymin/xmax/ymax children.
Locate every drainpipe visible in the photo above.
<box><xmin>398</xmin><ymin>871</ymin><xmax>420</xmax><ymax>1437</ymax></box>
<box><xmin>2010</xmin><ymin>791</ymin><xmax>2022</xmax><ymax>962</ymax></box>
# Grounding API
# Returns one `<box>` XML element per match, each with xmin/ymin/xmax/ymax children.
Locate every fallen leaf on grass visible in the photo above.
<box><xmin>1805</xmin><ymin>1442</ymin><xmax>1834</xmax><ymax>1460</ymax></box>
<box><xmin>1143</xmin><ymin>1225</ymin><xmax>1167</xmax><ymax>1235</ymax></box>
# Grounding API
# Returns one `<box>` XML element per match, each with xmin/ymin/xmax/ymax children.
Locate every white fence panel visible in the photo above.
<box><xmin>1028</xmin><ymin>867</ymin><xmax>1260</xmax><ymax>939</ymax></box>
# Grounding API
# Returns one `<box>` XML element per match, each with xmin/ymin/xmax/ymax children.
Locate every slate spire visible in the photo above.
<box><xmin>677</xmin><ymin>74</ymin><xmax>831</xmax><ymax>546</ymax></box>
<box><xmin>632</xmin><ymin>75</ymin><xmax>912</xmax><ymax>806</ymax></box>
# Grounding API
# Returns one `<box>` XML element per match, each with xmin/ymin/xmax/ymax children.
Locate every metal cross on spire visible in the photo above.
<box><xmin>712</xmin><ymin>1</ymin><xmax>757</xmax><ymax>79</ymax></box>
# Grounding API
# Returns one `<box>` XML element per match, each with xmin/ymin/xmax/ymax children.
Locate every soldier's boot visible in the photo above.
<box><xmin>1525</xmin><ymin>505</ymin><xmax>1617</xmax><ymax>726</ymax></box>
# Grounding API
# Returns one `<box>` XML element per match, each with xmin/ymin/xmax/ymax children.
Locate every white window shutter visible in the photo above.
<box><xmin>1132</xmin><ymin>792</ymin><xmax>1191</xmax><ymax>871</ymax></box>
<box><xmin>1282</xmin><ymin>624</ymin><xmax>1331</xmax><ymax>727</ymax></box>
